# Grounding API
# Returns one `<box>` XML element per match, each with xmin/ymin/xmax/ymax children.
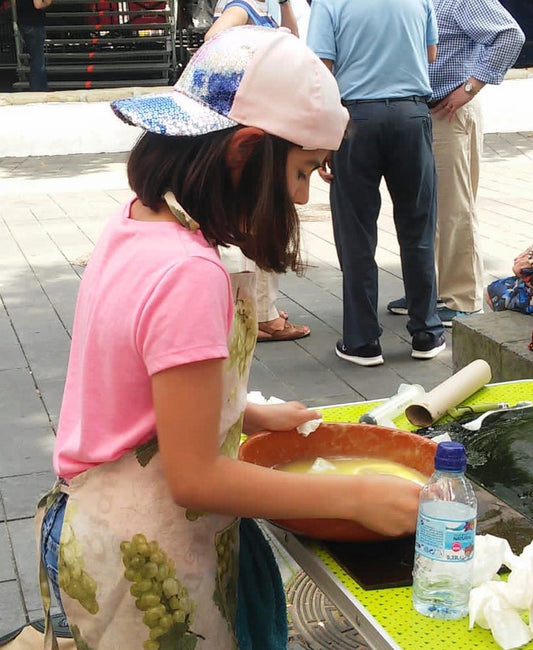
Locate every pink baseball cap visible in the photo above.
<box><xmin>111</xmin><ymin>25</ymin><xmax>348</xmax><ymax>151</ymax></box>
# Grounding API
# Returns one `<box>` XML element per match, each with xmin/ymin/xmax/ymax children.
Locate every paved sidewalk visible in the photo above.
<box><xmin>0</xmin><ymin>129</ymin><xmax>532</xmax><ymax>640</ymax></box>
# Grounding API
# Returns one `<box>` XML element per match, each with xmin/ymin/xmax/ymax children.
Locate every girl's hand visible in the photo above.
<box><xmin>350</xmin><ymin>475</ymin><xmax>421</xmax><ymax>537</ymax></box>
<box><xmin>243</xmin><ymin>400</ymin><xmax>321</xmax><ymax>435</ymax></box>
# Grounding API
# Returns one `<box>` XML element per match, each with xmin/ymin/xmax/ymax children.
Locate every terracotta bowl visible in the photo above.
<box><xmin>238</xmin><ymin>422</ymin><xmax>437</xmax><ymax>542</ymax></box>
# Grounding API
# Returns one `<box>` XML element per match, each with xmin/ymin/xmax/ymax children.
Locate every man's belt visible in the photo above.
<box><xmin>344</xmin><ymin>96</ymin><xmax>428</xmax><ymax>105</ymax></box>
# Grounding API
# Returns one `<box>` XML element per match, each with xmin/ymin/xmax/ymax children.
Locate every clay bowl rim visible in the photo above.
<box><xmin>238</xmin><ymin>421</ymin><xmax>437</xmax><ymax>542</ymax></box>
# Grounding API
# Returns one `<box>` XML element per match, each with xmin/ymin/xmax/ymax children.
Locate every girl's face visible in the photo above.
<box><xmin>286</xmin><ymin>148</ymin><xmax>329</xmax><ymax>205</ymax></box>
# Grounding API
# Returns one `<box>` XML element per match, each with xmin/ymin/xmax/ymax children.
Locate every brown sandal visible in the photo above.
<box><xmin>257</xmin><ymin>319</ymin><xmax>310</xmax><ymax>342</ymax></box>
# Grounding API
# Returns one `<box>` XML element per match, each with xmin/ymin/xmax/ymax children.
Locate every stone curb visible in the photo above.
<box><xmin>1</xmin><ymin>68</ymin><xmax>531</xmax><ymax>106</ymax></box>
<box><xmin>0</xmin><ymin>86</ymin><xmax>169</xmax><ymax>106</ymax></box>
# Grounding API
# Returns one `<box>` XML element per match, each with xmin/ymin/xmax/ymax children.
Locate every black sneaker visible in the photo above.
<box><xmin>335</xmin><ymin>339</ymin><xmax>384</xmax><ymax>366</ymax></box>
<box><xmin>411</xmin><ymin>332</ymin><xmax>446</xmax><ymax>360</ymax></box>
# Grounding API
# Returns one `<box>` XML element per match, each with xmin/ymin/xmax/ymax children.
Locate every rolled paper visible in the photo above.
<box><xmin>405</xmin><ymin>359</ymin><xmax>492</xmax><ymax>427</ymax></box>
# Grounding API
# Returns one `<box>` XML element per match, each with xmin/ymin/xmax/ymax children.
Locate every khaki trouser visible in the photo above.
<box><xmin>432</xmin><ymin>98</ymin><xmax>484</xmax><ymax>312</ymax></box>
<box><xmin>240</xmin><ymin>261</ymin><xmax>279</xmax><ymax>322</ymax></box>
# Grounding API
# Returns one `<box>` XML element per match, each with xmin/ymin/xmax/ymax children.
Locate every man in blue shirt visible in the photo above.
<box><xmin>388</xmin><ymin>0</ymin><xmax>525</xmax><ymax>326</ymax></box>
<box><xmin>307</xmin><ymin>0</ymin><xmax>445</xmax><ymax>366</ymax></box>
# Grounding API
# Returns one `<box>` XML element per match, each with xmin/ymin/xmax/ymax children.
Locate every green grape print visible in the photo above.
<box><xmin>58</xmin><ymin>507</ymin><xmax>99</xmax><ymax>615</ymax></box>
<box><xmin>212</xmin><ymin>520</ymin><xmax>239</xmax><ymax>647</ymax></box>
<box><xmin>69</xmin><ymin>624</ymin><xmax>94</xmax><ymax>650</ymax></box>
<box><xmin>185</xmin><ymin>508</ymin><xmax>205</xmax><ymax>522</ymax></box>
<box><xmin>228</xmin><ymin>296</ymin><xmax>256</xmax><ymax>377</ymax></box>
<box><xmin>219</xmin><ymin>415</ymin><xmax>244</xmax><ymax>460</ymax></box>
<box><xmin>135</xmin><ymin>437</ymin><xmax>159</xmax><ymax>467</ymax></box>
<box><xmin>121</xmin><ymin>534</ymin><xmax>203</xmax><ymax>650</ymax></box>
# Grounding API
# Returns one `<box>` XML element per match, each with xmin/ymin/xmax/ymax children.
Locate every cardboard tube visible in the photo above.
<box><xmin>405</xmin><ymin>359</ymin><xmax>492</xmax><ymax>427</ymax></box>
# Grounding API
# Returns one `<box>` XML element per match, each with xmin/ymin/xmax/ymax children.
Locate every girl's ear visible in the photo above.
<box><xmin>225</xmin><ymin>127</ymin><xmax>266</xmax><ymax>176</ymax></box>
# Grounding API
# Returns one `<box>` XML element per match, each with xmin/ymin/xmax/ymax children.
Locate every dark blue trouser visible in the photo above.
<box><xmin>41</xmin><ymin>491</ymin><xmax>67</xmax><ymax>611</ymax></box>
<box><xmin>331</xmin><ymin>98</ymin><xmax>443</xmax><ymax>350</ymax></box>
<box><xmin>18</xmin><ymin>24</ymin><xmax>48</xmax><ymax>91</ymax></box>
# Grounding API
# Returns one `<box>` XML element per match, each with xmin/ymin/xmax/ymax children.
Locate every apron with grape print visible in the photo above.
<box><xmin>35</xmin><ymin>202</ymin><xmax>258</xmax><ymax>650</ymax></box>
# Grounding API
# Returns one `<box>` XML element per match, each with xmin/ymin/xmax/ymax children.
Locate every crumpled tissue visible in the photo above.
<box><xmin>310</xmin><ymin>457</ymin><xmax>336</xmax><ymax>472</ymax></box>
<box><xmin>247</xmin><ymin>391</ymin><xmax>322</xmax><ymax>436</ymax></box>
<box><xmin>469</xmin><ymin>535</ymin><xmax>533</xmax><ymax>649</ymax></box>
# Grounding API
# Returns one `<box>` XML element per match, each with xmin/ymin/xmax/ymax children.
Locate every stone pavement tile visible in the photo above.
<box><xmin>280</xmin><ymin>270</ymin><xmax>343</xmax><ymax>326</ymax></box>
<box><xmin>0</xmin><ymin>368</ymin><xmax>55</xmax><ymax>476</ymax></box>
<box><xmin>302</xmin><ymin>236</ymin><xmax>340</xmax><ymax>267</ymax></box>
<box><xmin>248</xmin><ymin>363</ymin><xmax>289</xmax><ymax>403</ymax></box>
<box><xmin>0</xmin><ymin>580</ymin><xmax>26</xmax><ymax>637</ymax></box>
<box><xmin>282</xmin><ymin>278</ymin><xmax>343</xmax><ymax>327</ymax></box>
<box><xmin>43</xmin><ymin>192</ymin><xmax>119</xmax><ymax>237</ymax></box>
<box><xmin>5</xmin><ymin>308</ymin><xmax>71</xmax><ymax>384</ymax></box>
<box><xmin>381</xmin><ymin>346</ymin><xmax>454</xmax><ymax>390</ymax></box>
<box><xmin>0</xmin><ymin>310</ymin><xmax>26</xmax><ymax>373</ymax></box>
<box><xmin>27</xmin><ymin>267</ymin><xmax>79</xmax><ymax>329</ymax></box>
<box><xmin>27</xmin><ymin>153</ymin><xmax>128</xmax><ymax>182</ymax></box>
<box><xmin>34</xmin><ymin>218</ymin><xmax>95</xmax><ymax>269</ymax></box>
<box><xmin>35</xmin><ymin>377</ymin><xmax>67</xmax><ymax>432</ymax></box>
<box><xmin>7</xmin><ymin>518</ymin><xmax>41</xmax><ymax>615</ymax></box>
<box><xmin>297</xmin><ymin>258</ymin><xmax>342</xmax><ymax>294</ymax></box>
<box><xmin>0</xmin><ymin>524</ymin><xmax>16</xmax><ymax>579</ymax></box>
<box><xmin>107</xmin><ymin>188</ymin><xmax>134</xmax><ymax>204</ymax></box>
<box><xmin>332</xmin><ymin>359</ymin><xmax>418</xmax><ymax>402</ymax></box>
<box><xmin>1</xmin><ymin>194</ymin><xmax>63</xmax><ymax>224</ymax></box>
<box><xmin>254</xmin><ymin>332</ymin><xmax>354</xmax><ymax>406</ymax></box>
<box><xmin>484</xmin><ymin>131</ymin><xmax>533</xmax><ymax>162</ymax></box>
<box><xmin>0</xmin><ymin>472</ymin><xmax>55</xmax><ymax>520</ymax></box>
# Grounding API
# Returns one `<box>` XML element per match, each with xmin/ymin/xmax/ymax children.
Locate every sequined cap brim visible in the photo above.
<box><xmin>111</xmin><ymin>91</ymin><xmax>239</xmax><ymax>136</ymax></box>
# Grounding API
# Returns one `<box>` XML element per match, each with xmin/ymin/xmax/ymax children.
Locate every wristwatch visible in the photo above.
<box><xmin>464</xmin><ymin>81</ymin><xmax>479</xmax><ymax>96</ymax></box>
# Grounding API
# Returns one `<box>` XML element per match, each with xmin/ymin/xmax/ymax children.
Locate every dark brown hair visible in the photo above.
<box><xmin>127</xmin><ymin>128</ymin><xmax>302</xmax><ymax>274</ymax></box>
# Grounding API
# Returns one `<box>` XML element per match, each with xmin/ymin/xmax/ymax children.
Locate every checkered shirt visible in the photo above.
<box><xmin>429</xmin><ymin>0</ymin><xmax>525</xmax><ymax>100</ymax></box>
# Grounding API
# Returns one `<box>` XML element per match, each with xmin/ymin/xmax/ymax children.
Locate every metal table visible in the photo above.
<box><xmin>269</xmin><ymin>379</ymin><xmax>533</xmax><ymax>650</ymax></box>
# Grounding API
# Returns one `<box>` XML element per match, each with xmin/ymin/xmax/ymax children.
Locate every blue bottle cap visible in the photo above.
<box><xmin>434</xmin><ymin>441</ymin><xmax>467</xmax><ymax>472</ymax></box>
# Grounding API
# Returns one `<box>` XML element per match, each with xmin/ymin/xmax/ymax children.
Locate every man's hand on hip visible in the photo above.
<box><xmin>430</xmin><ymin>87</ymin><xmax>474</xmax><ymax>122</ymax></box>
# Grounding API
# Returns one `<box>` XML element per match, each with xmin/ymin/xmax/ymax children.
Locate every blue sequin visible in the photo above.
<box><xmin>206</xmin><ymin>71</ymin><xmax>243</xmax><ymax>115</ymax></box>
<box><xmin>191</xmin><ymin>69</ymin><xmax>208</xmax><ymax>95</ymax></box>
<box><xmin>110</xmin><ymin>26</ymin><xmax>276</xmax><ymax>137</ymax></box>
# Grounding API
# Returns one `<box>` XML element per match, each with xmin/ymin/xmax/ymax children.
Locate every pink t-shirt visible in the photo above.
<box><xmin>54</xmin><ymin>199</ymin><xmax>233</xmax><ymax>480</ymax></box>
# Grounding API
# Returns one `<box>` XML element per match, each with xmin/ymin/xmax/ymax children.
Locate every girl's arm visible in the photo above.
<box><xmin>152</xmin><ymin>359</ymin><xmax>421</xmax><ymax>537</ymax></box>
<box><xmin>278</xmin><ymin>1</ymin><xmax>299</xmax><ymax>37</ymax></box>
<box><xmin>243</xmin><ymin>400</ymin><xmax>321</xmax><ymax>435</ymax></box>
<box><xmin>204</xmin><ymin>6</ymin><xmax>249</xmax><ymax>40</ymax></box>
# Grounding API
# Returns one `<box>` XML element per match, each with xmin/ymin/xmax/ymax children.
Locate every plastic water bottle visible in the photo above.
<box><xmin>358</xmin><ymin>383</ymin><xmax>425</xmax><ymax>428</ymax></box>
<box><xmin>412</xmin><ymin>441</ymin><xmax>477</xmax><ymax>619</ymax></box>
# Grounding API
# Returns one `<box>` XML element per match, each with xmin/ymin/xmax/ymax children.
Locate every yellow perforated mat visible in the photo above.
<box><xmin>320</xmin><ymin>379</ymin><xmax>533</xmax><ymax>431</ymax></box>
<box><xmin>310</xmin><ymin>380</ymin><xmax>533</xmax><ymax>650</ymax></box>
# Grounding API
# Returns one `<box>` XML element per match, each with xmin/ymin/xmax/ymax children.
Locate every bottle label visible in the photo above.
<box><xmin>415</xmin><ymin>511</ymin><xmax>476</xmax><ymax>562</ymax></box>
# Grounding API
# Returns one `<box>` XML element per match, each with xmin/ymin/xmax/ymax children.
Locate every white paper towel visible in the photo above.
<box><xmin>469</xmin><ymin>535</ymin><xmax>533</xmax><ymax>649</ymax></box>
<box><xmin>246</xmin><ymin>391</ymin><xmax>322</xmax><ymax>436</ymax></box>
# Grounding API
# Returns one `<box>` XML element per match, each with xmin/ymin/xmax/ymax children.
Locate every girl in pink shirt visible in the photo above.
<box><xmin>35</xmin><ymin>25</ymin><xmax>422</xmax><ymax>650</ymax></box>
